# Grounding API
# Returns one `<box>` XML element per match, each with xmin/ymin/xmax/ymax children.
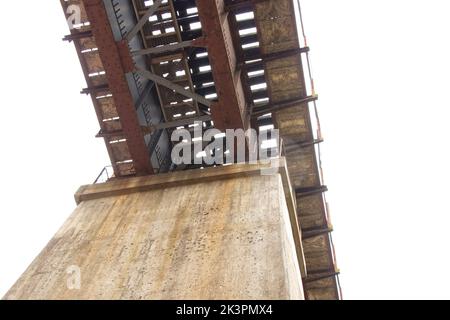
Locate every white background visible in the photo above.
<box><xmin>1</xmin><ymin>0</ymin><xmax>450</xmax><ymax>299</ymax></box>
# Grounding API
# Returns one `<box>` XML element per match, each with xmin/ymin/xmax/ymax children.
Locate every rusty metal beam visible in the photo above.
<box><xmin>96</xmin><ymin>130</ymin><xmax>126</xmax><ymax>139</ymax></box>
<box><xmin>84</xmin><ymin>0</ymin><xmax>154</xmax><ymax>175</ymax></box>
<box><xmin>302</xmin><ymin>227</ymin><xmax>334</xmax><ymax>240</ymax></box>
<box><xmin>224</xmin><ymin>0</ymin><xmax>269</xmax><ymax>12</ymax></box>
<box><xmin>96</xmin><ymin>115</ymin><xmax>211</xmax><ymax>138</ymax></box>
<box><xmin>239</xmin><ymin>47</ymin><xmax>310</xmax><ymax>67</ymax></box>
<box><xmin>227</xmin><ymin>10</ymin><xmax>255</xmax><ymax>110</ymax></box>
<box><xmin>132</xmin><ymin>39</ymin><xmax>197</xmax><ymax>56</ymax></box>
<box><xmin>80</xmin><ymin>84</ymin><xmax>109</xmax><ymax>95</ymax></box>
<box><xmin>252</xmin><ymin>95</ymin><xmax>319</xmax><ymax>117</ymax></box>
<box><xmin>307</xmin><ymin>267</ymin><xmax>339</xmax><ymax>276</ymax></box>
<box><xmin>304</xmin><ymin>271</ymin><xmax>340</xmax><ymax>284</ymax></box>
<box><xmin>141</xmin><ymin>115</ymin><xmax>212</xmax><ymax>135</ymax></box>
<box><xmin>296</xmin><ymin>185</ymin><xmax>328</xmax><ymax>198</ymax></box>
<box><xmin>63</xmin><ymin>30</ymin><xmax>93</xmax><ymax>42</ymax></box>
<box><xmin>196</xmin><ymin>0</ymin><xmax>248</xmax><ymax>131</ymax></box>
<box><xmin>284</xmin><ymin>139</ymin><xmax>324</xmax><ymax>152</ymax></box>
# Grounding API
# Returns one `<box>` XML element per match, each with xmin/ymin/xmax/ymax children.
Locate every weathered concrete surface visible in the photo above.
<box><xmin>4</xmin><ymin>161</ymin><xmax>304</xmax><ymax>300</ymax></box>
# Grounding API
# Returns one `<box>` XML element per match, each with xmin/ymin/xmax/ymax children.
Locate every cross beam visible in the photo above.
<box><xmin>126</xmin><ymin>0</ymin><xmax>163</xmax><ymax>42</ymax></box>
<box><xmin>239</xmin><ymin>47</ymin><xmax>310</xmax><ymax>68</ymax></box>
<box><xmin>296</xmin><ymin>185</ymin><xmax>328</xmax><ymax>198</ymax></box>
<box><xmin>96</xmin><ymin>115</ymin><xmax>212</xmax><ymax>138</ymax></box>
<box><xmin>135</xmin><ymin>68</ymin><xmax>213</xmax><ymax>107</ymax></box>
<box><xmin>141</xmin><ymin>115</ymin><xmax>212</xmax><ymax>135</ymax></box>
<box><xmin>132</xmin><ymin>40</ymin><xmax>196</xmax><ymax>56</ymax></box>
<box><xmin>252</xmin><ymin>95</ymin><xmax>319</xmax><ymax>117</ymax></box>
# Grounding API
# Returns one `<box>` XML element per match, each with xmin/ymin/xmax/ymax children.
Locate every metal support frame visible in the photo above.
<box><xmin>141</xmin><ymin>115</ymin><xmax>212</xmax><ymax>135</ymax></box>
<box><xmin>302</xmin><ymin>227</ymin><xmax>334</xmax><ymax>240</ymax></box>
<box><xmin>132</xmin><ymin>39</ymin><xmax>195</xmax><ymax>56</ymax></box>
<box><xmin>224</xmin><ymin>0</ymin><xmax>269</xmax><ymax>12</ymax></box>
<box><xmin>135</xmin><ymin>68</ymin><xmax>213</xmax><ymax>107</ymax></box>
<box><xmin>126</xmin><ymin>0</ymin><xmax>163</xmax><ymax>42</ymax></box>
<box><xmin>84</xmin><ymin>0</ymin><xmax>154</xmax><ymax>175</ymax></box>
<box><xmin>80</xmin><ymin>84</ymin><xmax>110</xmax><ymax>95</ymax></box>
<box><xmin>304</xmin><ymin>271</ymin><xmax>340</xmax><ymax>284</ymax></box>
<box><xmin>96</xmin><ymin>115</ymin><xmax>212</xmax><ymax>138</ymax></box>
<box><xmin>252</xmin><ymin>95</ymin><xmax>319</xmax><ymax>117</ymax></box>
<box><xmin>196</xmin><ymin>0</ymin><xmax>248</xmax><ymax>131</ymax></box>
<box><xmin>239</xmin><ymin>47</ymin><xmax>310</xmax><ymax>68</ymax></box>
<box><xmin>296</xmin><ymin>185</ymin><xmax>328</xmax><ymax>198</ymax></box>
<box><xmin>63</xmin><ymin>30</ymin><xmax>93</xmax><ymax>42</ymax></box>
<box><xmin>284</xmin><ymin>139</ymin><xmax>324</xmax><ymax>152</ymax></box>
<box><xmin>135</xmin><ymin>81</ymin><xmax>155</xmax><ymax>110</ymax></box>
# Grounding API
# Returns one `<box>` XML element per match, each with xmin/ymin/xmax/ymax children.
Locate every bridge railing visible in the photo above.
<box><xmin>94</xmin><ymin>166</ymin><xmax>114</xmax><ymax>184</ymax></box>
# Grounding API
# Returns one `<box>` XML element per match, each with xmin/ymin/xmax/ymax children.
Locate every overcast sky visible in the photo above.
<box><xmin>0</xmin><ymin>0</ymin><xmax>449</xmax><ymax>300</ymax></box>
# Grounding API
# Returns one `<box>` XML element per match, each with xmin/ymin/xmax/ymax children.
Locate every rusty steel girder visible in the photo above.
<box><xmin>83</xmin><ymin>0</ymin><xmax>153</xmax><ymax>175</ymax></box>
<box><xmin>196</xmin><ymin>0</ymin><xmax>249</xmax><ymax>131</ymax></box>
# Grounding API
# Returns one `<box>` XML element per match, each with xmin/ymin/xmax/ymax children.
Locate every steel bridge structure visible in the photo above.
<box><xmin>60</xmin><ymin>0</ymin><xmax>341</xmax><ymax>300</ymax></box>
